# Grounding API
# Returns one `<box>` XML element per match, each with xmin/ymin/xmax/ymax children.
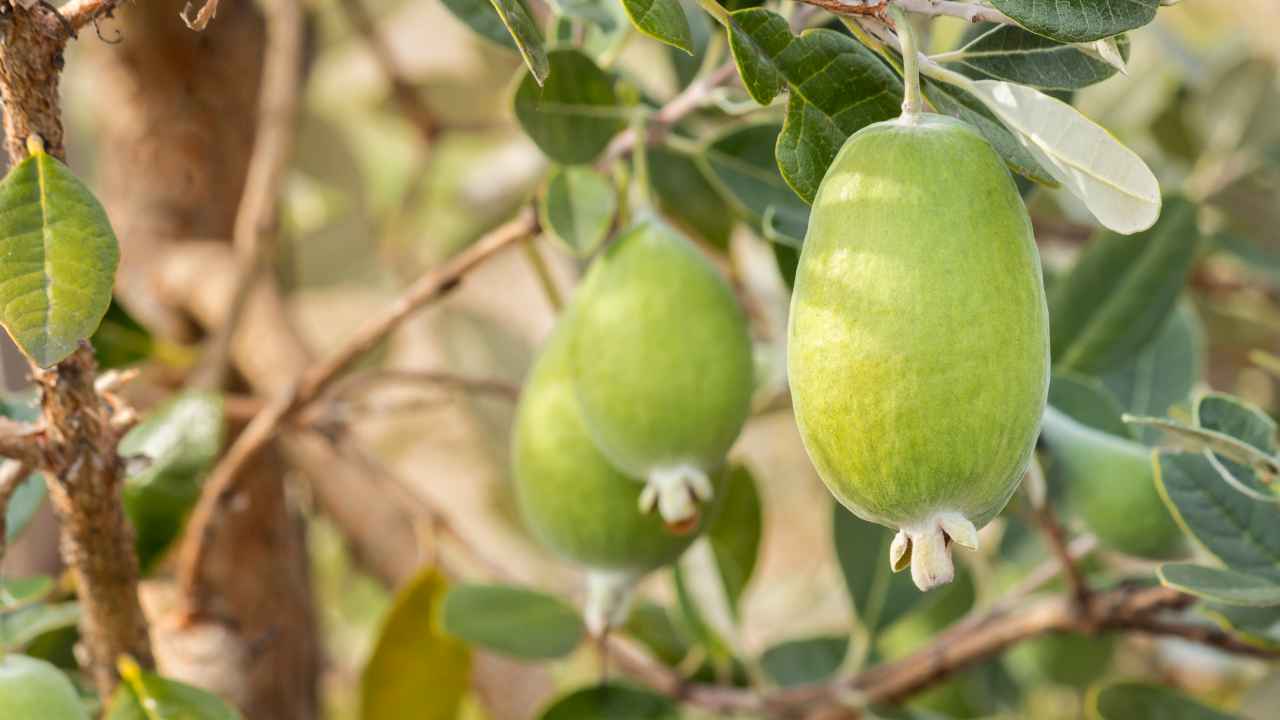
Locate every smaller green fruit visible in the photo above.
<box><xmin>0</xmin><ymin>654</ymin><xmax>88</xmax><ymax>720</ymax></box>
<box><xmin>1039</xmin><ymin>407</ymin><xmax>1184</xmax><ymax>559</ymax></box>
<box><xmin>513</xmin><ymin>321</ymin><xmax>722</xmax><ymax>633</ymax></box>
<box><xmin>569</xmin><ymin>219</ymin><xmax>753</xmax><ymax>527</ymax></box>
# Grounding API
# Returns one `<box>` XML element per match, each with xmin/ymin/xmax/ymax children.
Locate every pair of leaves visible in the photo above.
<box><xmin>107</xmin><ymin>658</ymin><xmax>242</xmax><ymax>720</ymax></box>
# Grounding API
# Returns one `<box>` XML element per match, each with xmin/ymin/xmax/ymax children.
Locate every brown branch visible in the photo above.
<box><xmin>336</xmin><ymin>0</ymin><xmax>438</xmax><ymax>143</ymax></box>
<box><xmin>1031</xmin><ymin>501</ymin><xmax>1091</xmax><ymax>617</ymax></box>
<box><xmin>0</xmin><ymin>418</ymin><xmax>45</xmax><ymax>467</ymax></box>
<box><xmin>175</xmin><ymin>208</ymin><xmax>537</xmax><ymax>610</ymax></box>
<box><xmin>193</xmin><ymin>0</ymin><xmax>305</xmax><ymax>391</ymax></box>
<box><xmin>795</xmin><ymin>0</ymin><xmax>1013</xmax><ymax>24</ymax></box>
<box><xmin>0</xmin><ymin>2</ymin><xmax>153</xmax><ymax>696</ymax></box>
<box><xmin>59</xmin><ymin>0</ymin><xmax>126</xmax><ymax>32</ymax></box>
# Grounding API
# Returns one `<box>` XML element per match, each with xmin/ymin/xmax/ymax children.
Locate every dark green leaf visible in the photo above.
<box><xmin>538</xmin><ymin>166</ymin><xmax>617</xmax><ymax>257</ymax></box>
<box><xmin>1090</xmin><ymin>682</ymin><xmax>1236</xmax><ymax>720</ymax></box>
<box><xmin>441</xmin><ymin>583</ymin><xmax>584</xmax><ymax>659</ymax></box>
<box><xmin>1196</xmin><ymin>393</ymin><xmax>1276</xmax><ymax>453</ymax></box>
<box><xmin>1156</xmin><ymin>453</ymin><xmax>1280</xmax><ymax>581</ymax></box>
<box><xmin>699</xmin><ymin>123</ymin><xmax>809</xmax><ymax>241</ymax></box>
<box><xmin>492</xmin><ymin>0</ymin><xmax>550</xmax><ymax>84</ymax></box>
<box><xmin>619</xmin><ymin>0</ymin><xmax>692</xmax><ymax>53</ymax></box>
<box><xmin>361</xmin><ymin>569</ymin><xmax>470</xmax><ymax>720</ymax></box>
<box><xmin>833</xmin><ymin>504</ymin><xmax>921</xmax><ymax>634</ymax></box>
<box><xmin>649</xmin><ymin>146</ymin><xmax>734</xmax><ymax>249</ymax></box>
<box><xmin>538</xmin><ymin>683</ymin><xmax>678</xmax><ymax>720</ymax></box>
<box><xmin>726</xmin><ymin>8</ymin><xmax>791</xmax><ymax>105</ymax></box>
<box><xmin>91</xmin><ymin>300</ymin><xmax>154</xmax><ymax>369</ymax></box>
<box><xmin>707</xmin><ymin>465</ymin><xmax>762</xmax><ymax>618</ymax></box>
<box><xmin>760</xmin><ymin>635</ymin><xmax>848</xmax><ymax>687</ymax></box>
<box><xmin>989</xmin><ymin>0</ymin><xmax>1159</xmax><ymax>43</ymax></box>
<box><xmin>440</xmin><ymin>0</ymin><xmax>518</xmax><ymax>50</ymax></box>
<box><xmin>1159</xmin><ymin>563</ymin><xmax>1280</xmax><ymax>607</ymax></box>
<box><xmin>622</xmin><ymin>601</ymin><xmax>690</xmax><ymax>666</ymax></box>
<box><xmin>514</xmin><ymin>50</ymin><xmax>627</xmax><ymax>164</ymax></box>
<box><xmin>1102</xmin><ymin>303</ymin><xmax>1203</xmax><ymax>445</ymax></box>
<box><xmin>1048</xmin><ymin>372</ymin><xmax>1132</xmax><ymax>438</ymax></box>
<box><xmin>1049</xmin><ymin>197</ymin><xmax>1199</xmax><ymax>374</ymax></box>
<box><xmin>107</xmin><ymin>660</ymin><xmax>242</xmax><ymax>720</ymax></box>
<box><xmin>0</xmin><ymin>144</ymin><xmax>120</xmax><ymax>367</ymax></box>
<box><xmin>946</xmin><ymin>24</ymin><xmax>1130</xmax><ymax>90</ymax></box>
<box><xmin>120</xmin><ymin>392</ymin><xmax>225</xmax><ymax>572</ymax></box>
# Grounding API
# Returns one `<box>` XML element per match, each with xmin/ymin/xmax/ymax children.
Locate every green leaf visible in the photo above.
<box><xmin>1128</xmin><ymin>416</ymin><xmax>1280</xmax><ymax>485</ymax></box>
<box><xmin>1102</xmin><ymin>303</ymin><xmax>1204</xmax><ymax>445</ymax></box>
<box><xmin>1155</xmin><ymin>453</ymin><xmax>1280</xmax><ymax>581</ymax></box>
<box><xmin>622</xmin><ymin>601</ymin><xmax>690</xmax><ymax>666</ymax></box>
<box><xmin>707</xmin><ymin>464</ymin><xmax>762</xmax><ymax>619</ymax></box>
<box><xmin>670</xmin><ymin>2</ymin><xmax>712</xmax><ymax>88</ymax></box>
<box><xmin>361</xmin><ymin>569</ymin><xmax>470</xmax><ymax>720</ymax></box>
<box><xmin>0</xmin><ymin>144</ymin><xmax>120</xmax><ymax>367</ymax></box>
<box><xmin>1049</xmin><ymin>197</ymin><xmax>1199</xmax><ymax>374</ymax></box>
<box><xmin>441</xmin><ymin>583</ymin><xmax>584</xmax><ymax>659</ymax></box>
<box><xmin>649</xmin><ymin>146</ymin><xmax>734</xmax><ymax>249</ymax></box>
<box><xmin>440</xmin><ymin>0</ymin><xmax>518</xmax><ymax>50</ymax></box>
<box><xmin>726</xmin><ymin>8</ymin><xmax>790</xmax><ymax>105</ymax></box>
<box><xmin>1158</xmin><ymin>563</ymin><xmax>1280</xmax><ymax>607</ymax></box>
<box><xmin>514</xmin><ymin>50</ymin><xmax>627</xmax><ymax>164</ymax></box>
<box><xmin>120</xmin><ymin>392</ymin><xmax>225</xmax><ymax>572</ymax></box>
<box><xmin>1089</xmin><ymin>682</ymin><xmax>1235</xmax><ymax>720</ymax></box>
<box><xmin>91</xmin><ymin>300</ymin><xmax>155</xmax><ymax>369</ymax></box>
<box><xmin>946</xmin><ymin>24</ymin><xmax>1130</xmax><ymax>90</ymax></box>
<box><xmin>0</xmin><ymin>602</ymin><xmax>80</xmax><ymax>648</ymax></box>
<box><xmin>989</xmin><ymin>0</ymin><xmax>1159</xmax><ymax>44</ymax></box>
<box><xmin>922</xmin><ymin>77</ymin><xmax>1055</xmax><ymax>187</ymax></box>
<box><xmin>1196</xmin><ymin>393</ymin><xmax>1277</xmax><ymax>453</ymax></box>
<box><xmin>699</xmin><ymin>123</ymin><xmax>809</xmax><ymax>242</ymax></box>
<box><xmin>965</xmin><ymin>79</ymin><xmax>1161</xmax><ymax>234</ymax></box>
<box><xmin>833</xmin><ymin>504</ymin><xmax>921</xmax><ymax>634</ymax></box>
<box><xmin>619</xmin><ymin>0</ymin><xmax>692</xmax><ymax>53</ymax></box>
<box><xmin>1048</xmin><ymin>372</ymin><xmax>1132</xmax><ymax>438</ymax></box>
<box><xmin>538</xmin><ymin>683</ymin><xmax>678</xmax><ymax>720</ymax></box>
<box><xmin>492</xmin><ymin>0</ymin><xmax>550</xmax><ymax>84</ymax></box>
<box><xmin>107</xmin><ymin>660</ymin><xmax>242</xmax><ymax>720</ymax></box>
<box><xmin>1201</xmin><ymin>604</ymin><xmax>1280</xmax><ymax>648</ymax></box>
<box><xmin>760</xmin><ymin>634</ymin><xmax>848</xmax><ymax>687</ymax></box>
<box><xmin>0</xmin><ymin>575</ymin><xmax>53</xmax><ymax>610</ymax></box>
<box><xmin>0</xmin><ymin>397</ymin><xmax>43</xmax><ymax>543</ymax></box>
<box><xmin>538</xmin><ymin>166</ymin><xmax>617</xmax><ymax>258</ymax></box>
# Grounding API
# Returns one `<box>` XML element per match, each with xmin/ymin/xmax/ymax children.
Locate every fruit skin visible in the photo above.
<box><xmin>568</xmin><ymin>219</ymin><xmax>753</xmax><ymax>524</ymax></box>
<box><xmin>513</xmin><ymin>318</ymin><xmax>723</xmax><ymax>631</ymax></box>
<box><xmin>0</xmin><ymin>654</ymin><xmax>88</xmax><ymax>720</ymax></box>
<box><xmin>788</xmin><ymin>113</ymin><xmax>1049</xmax><ymax>590</ymax></box>
<box><xmin>1039</xmin><ymin>407</ymin><xmax>1185</xmax><ymax>559</ymax></box>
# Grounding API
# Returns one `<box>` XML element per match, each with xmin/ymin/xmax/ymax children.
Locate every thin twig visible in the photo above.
<box><xmin>192</xmin><ymin>0</ymin><xmax>305</xmax><ymax>391</ymax></box>
<box><xmin>176</xmin><ymin>209</ymin><xmax>538</xmax><ymax>608</ymax></box>
<box><xmin>796</xmin><ymin>0</ymin><xmax>1013</xmax><ymax>24</ymax></box>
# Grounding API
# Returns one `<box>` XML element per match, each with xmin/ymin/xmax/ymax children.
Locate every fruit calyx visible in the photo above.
<box><xmin>637</xmin><ymin>463</ymin><xmax>714</xmax><ymax>529</ymax></box>
<box><xmin>583</xmin><ymin>569</ymin><xmax>639</xmax><ymax>636</ymax></box>
<box><xmin>890</xmin><ymin>511</ymin><xmax>980</xmax><ymax>591</ymax></box>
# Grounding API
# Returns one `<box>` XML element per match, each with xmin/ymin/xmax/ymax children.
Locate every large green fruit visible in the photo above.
<box><xmin>0</xmin><ymin>654</ymin><xmax>88</xmax><ymax>720</ymax></box>
<box><xmin>1039</xmin><ymin>407</ymin><xmax>1184</xmax><ymax>559</ymax></box>
<box><xmin>513</xmin><ymin>320</ymin><xmax>722</xmax><ymax>632</ymax></box>
<box><xmin>569</xmin><ymin>219</ymin><xmax>753</xmax><ymax>525</ymax></box>
<box><xmin>788</xmin><ymin>114</ymin><xmax>1049</xmax><ymax>591</ymax></box>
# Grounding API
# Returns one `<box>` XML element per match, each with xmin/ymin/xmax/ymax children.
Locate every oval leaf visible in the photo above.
<box><xmin>1048</xmin><ymin>198</ymin><xmax>1199</xmax><ymax>374</ymax></box>
<box><xmin>107</xmin><ymin>659</ymin><xmax>242</xmax><ymax>720</ymax></box>
<box><xmin>619</xmin><ymin>0</ymin><xmax>692</xmax><ymax>53</ymax></box>
<box><xmin>0</xmin><ymin>602</ymin><xmax>80</xmax><ymax>649</ymax></box>
<box><xmin>361</xmin><ymin>569</ymin><xmax>470</xmax><ymax>720</ymax></box>
<box><xmin>514</xmin><ymin>50</ymin><xmax>627</xmax><ymax>165</ymax></box>
<box><xmin>1090</xmin><ymin>681</ymin><xmax>1235</xmax><ymax>720</ymax></box>
<box><xmin>966</xmin><ymin>79</ymin><xmax>1161</xmax><ymax>234</ymax></box>
<box><xmin>699</xmin><ymin>123</ymin><xmax>809</xmax><ymax>241</ymax></box>
<box><xmin>990</xmin><ymin>0</ymin><xmax>1159</xmax><ymax>44</ymax></box>
<box><xmin>538</xmin><ymin>683</ymin><xmax>678</xmax><ymax>720</ymax></box>
<box><xmin>760</xmin><ymin>635</ymin><xmax>848</xmax><ymax>688</ymax></box>
<box><xmin>490</xmin><ymin>0</ymin><xmax>550</xmax><ymax>84</ymax></box>
<box><xmin>946</xmin><ymin>24</ymin><xmax>1130</xmax><ymax>90</ymax></box>
<box><xmin>707</xmin><ymin>464</ymin><xmax>762</xmax><ymax>618</ymax></box>
<box><xmin>1159</xmin><ymin>563</ymin><xmax>1280</xmax><ymax>607</ymax></box>
<box><xmin>649</xmin><ymin>146</ymin><xmax>733</xmax><ymax>249</ymax></box>
<box><xmin>0</xmin><ymin>145</ymin><xmax>120</xmax><ymax>367</ymax></box>
<box><xmin>441</xmin><ymin>583</ymin><xmax>584</xmax><ymax>659</ymax></box>
<box><xmin>538</xmin><ymin>166</ymin><xmax>617</xmax><ymax>258</ymax></box>
<box><xmin>440</xmin><ymin>0</ymin><xmax>518</xmax><ymax>50</ymax></box>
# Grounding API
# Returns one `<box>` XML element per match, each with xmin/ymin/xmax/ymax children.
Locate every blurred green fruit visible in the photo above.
<box><xmin>789</xmin><ymin>114</ymin><xmax>1049</xmax><ymax>590</ymax></box>
<box><xmin>0</xmin><ymin>654</ymin><xmax>87</xmax><ymax>720</ymax></box>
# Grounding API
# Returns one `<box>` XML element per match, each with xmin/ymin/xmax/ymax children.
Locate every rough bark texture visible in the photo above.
<box><xmin>0</xmin><ymin>7</ymin><xmax>67</xmax><ymax>160</ymax></box>
<box><xmin>90</xmin><ymin>2</ymin><xmax>319</xmax><ymax>717</ymax></box>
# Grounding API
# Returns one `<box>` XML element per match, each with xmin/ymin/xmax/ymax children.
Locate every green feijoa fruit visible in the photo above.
<box><xmin>513</xmin><ymin>321</ymin><xmax>723</xmax><ymax>633</ymax></box>
<box><xmin>568</xmin><ymin>219</ymin><xmax>753</xmax><ymax>527</ymax></box>
<box><xmin>789</xmin><ymin>113</ymin><xmax>1049</xmax><ymax>591</ymax></box>
<box><xmin>0</xmin><ymin>654</ymin><xmax>88</xmax><ymax>720</ymax></box>
<box><xmin>1039</xmin><ymin>407</ymin><xmax>1185</xmax><ymax>559</ymax></box>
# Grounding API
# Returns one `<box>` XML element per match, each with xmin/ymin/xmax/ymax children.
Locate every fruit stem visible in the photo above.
<box><xmin>584</xmin><ymin>570</ymin><xmax>638</xmax><ymax>636</ymax></box>
<box><xmin>888</xmin><ymin>4</ymin><xmax>924</xmax><ymax>118</ymax></box>
<box><xmin>630</xmin><ymin>113</ymin><xmax>654</xmax><ymax>211</ymax></box>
